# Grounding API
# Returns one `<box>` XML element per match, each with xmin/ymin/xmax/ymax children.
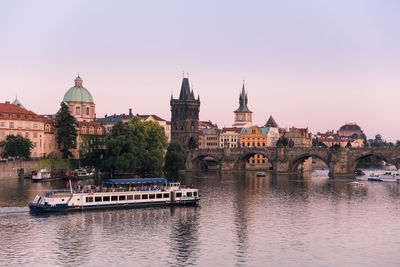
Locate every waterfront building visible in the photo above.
<box><xmin>263</xmin><ymin>115</ymin><xmax>280</xmax><ymax>146</ymax></box>
<box><xmin>337</xmin><ymin>122</ymin><xmax>365</xmax><ymax>139</ymax></box>
<box><xmin>220</xmin><ymin>127</ymin><xmax>242</xmax><ymax>148</ymax></box>
<box><xmin>233</xmin><ymin>83</ymin><xmax>252</xmax><ymax>128</ymax></box>
<box><xmin>63</xmin><ymin>76</ymin><xmax>96</xmax><ymax>122</ymax></box>
<box><xmin>285</xmin><ymin>127</ymin><xmax>312</xmax><ymax>147</ymax></box>
<box><xmin>170</xmin><ymin>76</ymin><xmax>200</xmax><ymax>150</ymax></box>
<box><xmin>198</xmin><ymin>128</ymin><xmax>220</xmax><ymax>149</ymax></box>
<box><xmin>240</xmin><ymin>126</ymin><xmax>278</xmax><ymax>169</ymax></box>
<box><xmin>97</xmin><ymin>109</ymin><xmax>133</xmax><ymax>134</ymax></box>
<box><xmin>0</xmin><ymin>101</ymin><xmax>45</xmax><ymax>158</ymax></box>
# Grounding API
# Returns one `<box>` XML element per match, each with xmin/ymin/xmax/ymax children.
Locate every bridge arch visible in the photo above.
<box><xmin>234</xmin><ymin>150</ymin><xmax>275</xmax><ymax>171</ymax></box>
<box><xmin>288</xmin><ymin>153</ymin><xmax>330</xmax><ymax>173</ymax></box>
<box><xmin>189</xmin><ymin>153</ymin><xmax>223</xmax><ymax>171</ymax></box>
<box><xmin>349</xmin><ymin>152</ymin><xmax>398</xmax><ymax>173</ymax></box>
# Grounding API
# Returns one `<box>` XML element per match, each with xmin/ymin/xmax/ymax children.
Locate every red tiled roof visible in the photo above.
<box><xmin>78</xmin><ymin>121</ymin><xmax>102</xmax><ymax>128</ymax></box>
<box><xmin>0</xmin><ymin>102</ymin><xmax>42</xmax><ymax>121</ymax></box>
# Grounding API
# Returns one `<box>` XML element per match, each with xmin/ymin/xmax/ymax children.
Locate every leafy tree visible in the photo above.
<box><xmin>79</xmin><ymin>135</ymin><xmax>106</xmax><ymax>169</ymax></box>
<box><xmin>164</xmin><ymin>141</ymin><xmax>187</xmax><ymax>175</ymax></box>
<box><xmin>103</xmin><ymin>117</ymin><xmax>168</xmax><ymax>175</ymax></box>
<box><xmin>55</xmin><ymin>102</ymin><xmax>78</xmax><ymax>159</ymax></box>
<box><xmin>0</xmin><ymin>135</ymin><xmax>33</xmax><ymax>159</ymax></box>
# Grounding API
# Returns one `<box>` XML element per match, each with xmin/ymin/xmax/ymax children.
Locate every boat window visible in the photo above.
<box><xmin>156</xmin><ymin>193</ymin><xmax>162</xmax><ymax>199</ymax></box>
<box><xmin>62</xmin><ymin>199</ymin><xmax>65</xmax><ymax>201</ymax></box>
<box><xmin>193</xmin><ymin>192</ymin><xmax>197</xmax><ymax>197</ymax></box>
<box><xmin>187</xmin><ymin>192</ymin><xmax>192</xmax><ymax>197</ymax></box>
<box><xmin>142</xmin><ymin>194</ymin><xmax>148</xmax><ymax>200</ymax></box>
<box><xmin>95</xmin><ymin>197</ymin><xmax>102</xmax><ymax>202</ymax></box>
<box><xmin>176</xmin><ymin>192</ymin><xmax>182</xmax><ymax>198</ymax></box>
<box><xmin>111</xmin><ymin>196</ymin><xmax>118</xmax><ymax>201</ymax></box>
<box><xmin>134</xmin><ymin>195</ymin><xmax>141</xmax><ymax>200</ymax></box>
<box><xmin>86</xmin><ymin>197</ymin><xmax>93</xmax><ymax>202</ymax></box>
<box><xmin>103</xmin><ymin>196</ymin><xmax>110</xmax><ymax>202</ymax></box>
<box><xmin>149</xmin><ymin>194</ymin><xmax>155</xmax><ymax>199</ymax></box>
<box><xmin>163</xmin><ymin>193</ymin><xmax>169</xmax><ymax>198</ymax></box>
<box><xmin>119</xmin><ymin>195</ymin><xmax>126</xmax><ymax>201</ymax></box>
<box><xmin>127</xmin><ymin>195</ymin><xmax>133</xmax><ymax>200</ymax></box>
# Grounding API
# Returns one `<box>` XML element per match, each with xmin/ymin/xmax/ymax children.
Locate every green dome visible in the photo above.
<box><xmin>63</xmin><ymin>86</ymin><xmax>94</xmax><ymax>104</ymax></box>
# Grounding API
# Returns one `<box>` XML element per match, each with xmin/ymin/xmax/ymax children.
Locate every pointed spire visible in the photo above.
<box><xmin>234</xmin><ymin>81</ymin><xmax>252</xmax><ymax>113</ymax></box>
<box><xmin>265</xmin><ymin>115</ymin><xmax>278</xmax><ymax>128</ymax></box>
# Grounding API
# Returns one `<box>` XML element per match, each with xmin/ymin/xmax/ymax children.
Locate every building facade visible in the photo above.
<box><xmin>170</xmin><ymin>76</ymin><xmax>200</xmax><ymax>150</ymax></box>
<box><xmin>220</xmin><ymin>127</ymin><xmax>242</xmax><ymax>148</ymax></box>
<box><xmin>285</xmin><ymin>127</ymin><xmax>312</xmax><ymax>147</ymax></box>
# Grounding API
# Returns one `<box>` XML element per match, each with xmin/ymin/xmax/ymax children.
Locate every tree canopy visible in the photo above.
<box><xmin>103</xmin><ymin>116</ymin><xmax>168</xmax><ymax>175</ymax></box>
<box><xmin>55</xmin><ymin>102</ymin><xmax>78</xmax><ymax>159</ymax></box>
<box><xmin>164</xmin><ymin>140</ymin><xmax>187</xmax><ymax>175</ymax></box>
<box><xmin>0</xmin><ymin>135</ymin><xmax>33</xmax><ymax>159</ymax></box>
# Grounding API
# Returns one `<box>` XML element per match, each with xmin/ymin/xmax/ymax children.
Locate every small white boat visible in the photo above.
<box><xmin>67</xmin><ymin>168</ymin><xmax>95</xmax><ymax>180</ymax></box>
<box><xmin>368</xmin><ymin>172</ymin><xmax>400</xmax><ymax>182</ymax></box>
<box><xmin>31</xmin><ymin>169</ymin><xmax>53</xmax><ymax>182</ymax></box>
<box><xmin>256</xmin><ymin>172</ymin><xmax>266</xmax><ymax>177</ymax></box>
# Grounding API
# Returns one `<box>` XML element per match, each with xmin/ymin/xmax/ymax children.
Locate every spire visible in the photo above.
<box><xmin>234</xmin><ymin>81</ymin><xmax>252</xmax><ymax>113</ymax></box>
<box><xmin>12</xmin><ymin>96</ymin><xmax>26</xmax><ymax>109</ymax></box>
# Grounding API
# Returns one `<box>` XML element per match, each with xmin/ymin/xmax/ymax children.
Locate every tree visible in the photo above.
<box><xmin>55</xmin><ymin>102</ymin><xmax>78</xmax><ymax>159</ymax></box>
<box><xmin>0</xmin><ymin>135</ymin><xmax>33</xmax><ymax>159</ymax></box>
<box><xmin>103</xmin><ymin>116</ymin><xmax>168</xmax><ymax>175</ymax></box>
<box><xmin>164</xmin><ymin>141</ymin><xmax>187</xmax><ymax>175</ymax></box>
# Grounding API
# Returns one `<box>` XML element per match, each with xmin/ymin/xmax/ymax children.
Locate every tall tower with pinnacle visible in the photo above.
<box><xmin>170</xmin><ymin>75</ymin><xmax>201</xmax><ymax>150</ymax></box>
<box><xmin>233</xmin><ymin>82</ymin><xmax>252</xmax><ymax>127</ymax></box>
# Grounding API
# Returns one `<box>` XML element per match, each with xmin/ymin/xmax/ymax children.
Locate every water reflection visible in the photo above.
<box><xmin>1</xmin><ymin>170</ymin><xmax>400</xmax><ymax>266</ymax></box>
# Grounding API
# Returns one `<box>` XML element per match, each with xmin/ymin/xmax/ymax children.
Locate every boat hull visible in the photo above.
<box><xmin>29</xmin><ymin>199</ymin><xmax>199</xmax><ymax>213</ymax></box>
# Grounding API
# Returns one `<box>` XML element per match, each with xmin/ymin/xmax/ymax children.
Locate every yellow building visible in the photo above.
<box><xmin>0</xmin><ymin>101</ymin><xmax>45</xmax><ymax>158</ymax></box>
<box><xmin>240</xmin><ymin>126</ymin><xmax>272</xmax><ymax>170</ymax></box>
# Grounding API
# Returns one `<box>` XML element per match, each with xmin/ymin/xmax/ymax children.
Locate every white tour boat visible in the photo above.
<box><xmin>29</xmin><ymin>178</ymin><xmax>200</xmax><ymax>213</ymax></box>
<box><xmin>31</xmin><ymin>169</ymin><xmax>53</xmax><ymax>182</ymax></box>
<box><xmin>66</xmin><ymin>168</ymin><xmax>95</xmax><ymax>180</ymax></box>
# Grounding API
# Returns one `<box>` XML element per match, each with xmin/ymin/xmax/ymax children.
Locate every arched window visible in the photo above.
<box><xmin>76</xmin><ymin>106</ymin><xmax>81</xmax><ymax>115</ymax></box>
<box><xmin>86</xmin><ymin>107</ymin><xmax>90</xmax><ymax>116</ymax></box>
<box><xmin>81</xmin><ymin>126</ymin><xmax>86</xmax><ymax>134</ymax></box>
<box><xmin>89</xmin><ymin>126</ymin><xmax>94</xmax><ymax>134</ymax></box>
<box><xmin>97</xmin><ymin>128</ymin><xmax>102</xmax><ymax>135</ymax></box>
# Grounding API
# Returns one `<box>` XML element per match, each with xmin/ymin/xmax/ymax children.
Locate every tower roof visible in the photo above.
<box><xmin>265</xmin><ymin>115</ymin><xmax>278</xmax><ymax>128</ymax></box>
<box><xmin>172</xmin><ymin>76</ymin><xmax>199</xmax><ymax>102</ymax></box>
<box><xmin>12</xmin><ymin>97</ymin><xmax>26</xmax><ymax>109</ymax></box>
<box><xmin>234</xmin><ymin>82</ymin><xmax>252</xmax><ymax>113</ymax></box>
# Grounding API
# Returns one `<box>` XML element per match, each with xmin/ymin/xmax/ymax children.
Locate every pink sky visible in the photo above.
<box><xmin>1</xmin><ymin>1</ymin><xmax>400</xmax><ymax>141</ymax></box>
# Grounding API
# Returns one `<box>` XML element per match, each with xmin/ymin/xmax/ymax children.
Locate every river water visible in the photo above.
<box><xmin>1</xmin><ymin>170</ymin><xmax>400</xmax><ymax>267</ymax></box>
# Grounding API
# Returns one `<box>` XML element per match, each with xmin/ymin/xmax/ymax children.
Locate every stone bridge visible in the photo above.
<box><xmin>187</xmin><ymin>147</ymin><xmax>400</xmax><ymax>177</ymax></box>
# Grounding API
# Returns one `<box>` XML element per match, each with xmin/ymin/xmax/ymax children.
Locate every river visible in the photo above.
<box><xmin>1</xmin><ymin>170</ymin><xmax>400</xmax><ymax>267</ymax></box>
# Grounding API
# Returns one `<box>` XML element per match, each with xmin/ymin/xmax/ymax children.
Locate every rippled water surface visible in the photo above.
<box><xmin>1</xmin><ymin>170</ymin><xmax>400</xmax><ymax>266</ymax></box>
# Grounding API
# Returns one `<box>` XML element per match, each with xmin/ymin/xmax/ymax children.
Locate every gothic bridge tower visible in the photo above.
<box><xmin>170</xmin><ymin>76</ymin><xmax>200</xmax><ymax>150</ymax></box>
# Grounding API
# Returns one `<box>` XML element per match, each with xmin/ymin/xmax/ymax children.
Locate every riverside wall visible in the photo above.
<box><xmin>0</xmin><ymin>160</ymin><xmax>40</xmax><ymax>179</ymax></box>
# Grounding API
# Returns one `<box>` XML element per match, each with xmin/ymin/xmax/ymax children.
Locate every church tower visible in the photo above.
<box><xmin>233</xmin><ymin>82</ymin><xmax>252</xmax><ymax>127</ymax></box>
<box><xmin>170</xmin><ymin>76</ymin><xmax>200</xmax><ymax>150</ymax></box>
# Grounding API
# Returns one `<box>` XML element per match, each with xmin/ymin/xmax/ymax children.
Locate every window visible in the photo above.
<box><xmin>0</xmin><ymin>121</ymin><xmax>4</xmax><ymax>127</ymax></box>
<box><xmin>33</xmin><ymin>142</ymin><xmax>37</xmax><ymax>147</ymax></box>
<box><xmin>9</xmin><ymin>122</ymin><xmax>14</xmax><ymax>128</ymax></box>
<box><xmin>103</xmin><ymin>196</ymin><xmax>110</xmax><ymax>201</ymax></box>
<box><xmin>119</xmin><ymin>195</ymin><xmax>126</xmax><ymax>201</ymax></box>
<box><xmin>95</xmin><ymin>196</ymin><xmax>102</xmax><ymax>202</ymax></box>
<box><xmin>187</xmin><ymin>192</ymin><xmax>192</xmax><ymax>197</ymax></box>
<box><xmin>156</xmin><ymin>193</ymin><xmax>163</xmax><ymax>199</ymax></box>
<box><xmin>33</xmin><ymin>133</ymin><xmax>38</xmax><ymax>138</ymax></box>
<box><xmin>49</xmin><ymin>144</ymin><xmax>52</xmax><ymax>149</ymax></box>
<box><xmin>149</xmin><ymin>194</ymin><xmax>155</xmax><ymax>199</ymax></box>
<box><xmin>176</xmin><ymin>192</ymin><xmax>182</xmax><ymax>198</ymax></box>
<box><xmin>25</xmin><ymin>132</ymin><xmax>29</xmax><ymax>138</ymax></box>
<box><xmin>127</xmin><ymin>195</ymin><xmax>133</xmax><ymax>200</ymax></box>
<box><xmin>89</xmin><ymin>127</ymin><xmax>94</xmax><ymax>134</ymax></box>
<box><xmin>0</xmin><ymin>132</ymin><xmax>4</xmax><ymax>137</ymax></box>
<box><xmin>163</xmin><ymin>193</ymin><xmax>169</xmax><ymax>198</ymax></box>
<box><xmin>86</xmin><ymin>197</ymin><xmax>93</xmax><ymax>202</ymax></box>
<box><xmin>33</xmin><ymin>124</ymin><xmax>38</xmax><ymax>128</ymax></box>
<box><xmin>18</xmin><ymin>123</ymin><xmax>22</xmax><ymax>128</ymax></box>
<box><xmin>86</xmin><ymin>107</ymin><xmax>90</xmax><ymax>116</ymax></box>
<box><xmin>17</xmin><ymin>132</ymin><xmax>22</xmax><ymax>136</ymax></box>
<box><xmin>134</xmin><ymin>195</ymin><xmax>141</xmax><ymax>200</ymax></box>
<box><xmin>142</xmin><ymin>194</ymin><xmax>148</xmax><ymax>199</ymax></box>
<box><xmin>76</xmin><ymin>107</ymin><xmax>81</xmax><ymax>115</ymax></box>
<box><xmin>111</xmin><ymin>196</ymin><xmax>118</xmax><ymax>201</ymax></box>
<box><xmin>193</xmin><ymin>192</ymin><xmax>197</xmax><ymax>197</ymax></box>
<box><xmin>25</xmin><ymin>123</ymin><xmax>30</xmax><ymax>129</ymax></box>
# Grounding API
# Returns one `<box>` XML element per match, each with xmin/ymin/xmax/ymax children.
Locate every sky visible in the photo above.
<box><xmin>1</xmin><ymin>0</ymin><xmax>400</xmax><ymax>141</ymax></box>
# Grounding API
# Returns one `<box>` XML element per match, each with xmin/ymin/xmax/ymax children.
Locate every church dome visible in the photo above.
<box><xmin>339</xmin><ymin>123</ymin><xmax>361</xmax><ymax>132</ymax></box>
<box><xmin>63</xmin><ymin>76</ymin><xmax>94</xmax><ymax>104</ymax></box>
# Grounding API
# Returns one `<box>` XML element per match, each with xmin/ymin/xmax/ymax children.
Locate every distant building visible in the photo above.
<box><xmin>97</xmin><ymin>109</ymin><xmax>133</xmax><ymax>134</ymax></box>
<box><xmin>220</xmin><ymin>127</ymin><xmax>242</xmax><ymax>148</ymax></box>
<box><xmin>198</xmin><ymin>128</ymin><xmax>219</xmax><ymax>150</ymax></box>
<box><xmin>170</xmin><ymin>76</ymin><xmax>200</xmax><ymax>150</ymax></box>
<box><xmin>233</xmin><ymin>83</ymin><xmax>252</xmax><ymax>128</ymax></box>
<box><xmin>63</xmin><ymin>76</ymin><xmax>96</xmax><ymax>122</ymax></box>
<box><xmin>337</xmin><ymin>122</ymin><xmax>365</xmax><ymax>139</ymax></box>
<box><xmin>138</xmin><ymin>114</ymin><xmax>170</xmax><ymax>142</ymax></box>
<box><xmin>285</xmin><ymin>127</ymin><xmax>312</xmax><ymax>147</ymax></box>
